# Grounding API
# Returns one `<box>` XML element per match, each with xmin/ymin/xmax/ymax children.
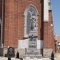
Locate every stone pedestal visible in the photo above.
<box><xmin>25</xmin><ymin>31</ymin><xmax>42</xmax><ymax>59</ymax></box>
<box><xmin>25</xmin><ymin>57</ymin><xmax>30</xmax><ymax>60</ymax></box>
<box><xmin>33</xmin><ymin>58</ymin><xmax>37</xmax><ymax>60</ymax></box>
<box><xmin>25</xmin><ymin>48</ymin><xmax>42</xmax><ymax>59</ymax></box>
<box><xmin>43</xmin><ymin>48</ymin><xmax>53</xmax><ymax>58</ymax></box>
<box><xmin>25</xmin><ymin>49</ymin><xmax>40</xmax><ymax>55</ymax></box>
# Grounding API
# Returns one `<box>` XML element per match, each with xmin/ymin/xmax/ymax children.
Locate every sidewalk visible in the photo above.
<box><xmin>0</xmin><ymin>57</ymin><xmax>20</xmax><ymax>60</ymax></box>
<box><xmin>0</xmin><ymin>56</ymin><xmax>59</xmax><ymax>60</ymax></box>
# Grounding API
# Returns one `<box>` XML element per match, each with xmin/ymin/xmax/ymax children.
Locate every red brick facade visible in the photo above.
<box><xmin>3</xmin><ymin>0</ymin><xmax>43</xmax><ymax>47</ymax></box>
<box><xmin>0</xmin><ymin>0</ymin><xmax>55</xmax><ymax>52</ymax></box>
<box><xmin>43</xmin><ymin>10</ymin><xmax>55</xmax><ymax>52</ymax></box>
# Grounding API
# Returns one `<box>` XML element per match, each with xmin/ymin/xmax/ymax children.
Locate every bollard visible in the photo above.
<box><xmin>20</xmin><ymin>58</ymin><xmax>23</xmax><ymax>60</ymax></box>
<box><xmin>8</xmin><ymin>57</ymin><xmax>11</xmax><ymax>60</ymax></box>
<box><xmin>51</xmin><ymin>52</ymin><xmax>54</xmax><ymax>60</ymax></box>
<box><xmin>16</xmin><ymin>51</ymin><xmax>19</xmax><ymax>58</ymax></box>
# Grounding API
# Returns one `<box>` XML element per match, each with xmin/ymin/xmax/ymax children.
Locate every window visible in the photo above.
<box><xmin>24</xmin><ymin>5</ymin><xmax>38</xmax><ymax>37</ymax></box>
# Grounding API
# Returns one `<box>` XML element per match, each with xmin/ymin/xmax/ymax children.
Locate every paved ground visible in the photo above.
<box><xmin>0</xmin><ymin>57</ymin><xmax>51</xmax><ymax>60</ymax></box>
<box><xmin>0</xmin><ymin>53</ymin><xmax>60</xmax><ymax>60</ymax></box>
<box><xmin>0</xmin><ymin>57</ymin><xmax>56</xmax><ymax>60</ymax></box>
<box><xmin>0</xmin><ymin>57</ymin><xmax>58</xmax><ymax>60</ymax></box>
<box><xmin>0</xmin><ymin>57</ymin><xmax>20</xmax><ymax>60</ymax></box>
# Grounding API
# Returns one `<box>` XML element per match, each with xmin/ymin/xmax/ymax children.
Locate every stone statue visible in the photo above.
<box><xmin>28</xmin><ymin>11</ymin><xmax>37</xmax><ymax>31</ymax></box>
<box><xmin>31</xmin><ymin>19</ymin><xmax>36</xmax><ymax>31</ymax></box>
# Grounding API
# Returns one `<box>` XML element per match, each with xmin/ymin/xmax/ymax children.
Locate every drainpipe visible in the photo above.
<box><xmin>1</xmin><ymin>0</ymin><xmax>4</xmax><ymax>48</ymax></box>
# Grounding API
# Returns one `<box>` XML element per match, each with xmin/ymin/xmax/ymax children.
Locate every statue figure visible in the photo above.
<box><xmin>28</xmin><ymin>11</ymin><xmax>37</xmax><ymax>31</ymax></box>
<box><xmin>31</xmin><ymin>19</ymin><xmax>36</xmax><ymax>31</ymax></box>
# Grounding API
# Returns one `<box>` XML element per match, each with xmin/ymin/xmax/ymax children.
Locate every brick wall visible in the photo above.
<box><xmin>4</xmin><ymin>0</ymin><xmax>43</xmax><ymax>47</ymax></box>
<box><xmin>43</xmin><ymin>10</ymin><xmax>55</xmax><ymax>52</ymax></box>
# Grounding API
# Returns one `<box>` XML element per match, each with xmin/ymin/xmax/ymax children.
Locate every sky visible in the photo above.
<box><xmin>51</xmin><ymin>0</ymin><xmax>60</xmax><ymax>36</ymax></box>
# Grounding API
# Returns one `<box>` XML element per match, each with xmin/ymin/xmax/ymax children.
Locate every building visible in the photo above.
<box><xmin>0</xmin><ymin>0</ymin><xmax>55</xmax><ymax>59</ymax></box>
<box><xmin>56</xmin><ymin>36</ymin><xmax>60</xmax><ymax>53</ymax></box>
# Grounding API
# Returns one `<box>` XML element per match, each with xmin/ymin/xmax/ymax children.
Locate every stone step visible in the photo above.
<box><xmin>1</xmin><ymin>57</ymin><xmax>60</xmax><ymax>60</ymax></box>
<box><xmin>24</xmin><ymin>57</ymin><xmax>51</xmax><ymax>60</ymax></box>
<box><xmin>25</xmin><ymin>54</ymin><xmax>42</xmax><ymax>58</ymax></box>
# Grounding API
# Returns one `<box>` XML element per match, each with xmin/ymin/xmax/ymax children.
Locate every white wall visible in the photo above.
<box><xmin>58</xmin><ymin>42</ymin><xmax>60</xmax><ymax>45</ymax></box>
<box><xmin>18</xmin><ymin>39</ymin><xmax>28</xmax><ymax>49</ymax></box>
<box><xmin>37</xmin><ymin>40</ymin><xmax>43</xmax><ymax>49</ymax></box>
<box><xmin>44</xmin><ymin>0</ymin><xmax>49</xmax><ymax>22</ymax></box>
<box><xmin>18</xmin><ymin>39</ymin><xmax>43</xmax><ymax>49</ymax></box>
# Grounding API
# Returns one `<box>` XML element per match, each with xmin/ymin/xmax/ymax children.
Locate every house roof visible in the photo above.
<box><xmin>57</xmin><ymin>36</ymin><xmax>60</xmax><ymax>42</ymax></box>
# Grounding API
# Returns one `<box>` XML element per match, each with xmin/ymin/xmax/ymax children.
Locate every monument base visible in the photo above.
<box><xmin>43</xmin><ymin>48</ymin><xmax>53</xmax><ymax>58</ymax></box>
<box><xmin>25</xmin><ymin>57</ymin><xmax>42</xmax><ymax>60</ymax></box>
<box><xmin>25</xmin><ymin>48</ymin><xmax>42</xmax><ymax>59</ymax></box>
